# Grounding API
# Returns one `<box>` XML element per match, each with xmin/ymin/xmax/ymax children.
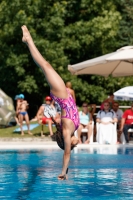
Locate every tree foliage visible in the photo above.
<box><xmin>0</xmin><ymin>0</ymin><xmax>131</xmax><ymax>117</ymax></box>
<box><xmin>116</xmin><ymin>0</ymin><xmax>133</xmax><ymax>46</ymax></box>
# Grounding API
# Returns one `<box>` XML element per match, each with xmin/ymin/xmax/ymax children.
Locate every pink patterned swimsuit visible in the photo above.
<box><xmin>50</xmin><ymin>90</ymin><xmax>79</xmax><ymax>131</ymax></box>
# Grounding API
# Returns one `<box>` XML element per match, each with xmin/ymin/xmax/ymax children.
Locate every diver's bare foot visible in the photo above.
<box><xmin>21</xmin><ymin>132</ymin><xmax>24</xmax><ymax>136</ymax></box>
<box><xmin>28</xmin><ymin>131</ymin><xmax>32</xmax><ymax>135</ymax></box>
<box><xmin>21</xmin><ymin>25</ymin><xmax>33</xmax><ymax>44</ymax></box>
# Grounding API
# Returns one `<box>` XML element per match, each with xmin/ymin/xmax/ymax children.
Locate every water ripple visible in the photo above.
<box><xmin>0</xmin><ymin>148</ymin><xmax>132</xmax><ymax>199</ymax></box>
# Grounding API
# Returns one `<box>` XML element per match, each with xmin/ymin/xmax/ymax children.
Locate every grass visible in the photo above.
<box><xmin>0</xmin><ymin>122</ymin><xmax>56</xmax><ymax>138</ymax></box>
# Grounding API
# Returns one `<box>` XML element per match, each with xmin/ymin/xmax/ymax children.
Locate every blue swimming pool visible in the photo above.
<box><xmin>0</xmin><ymin>147</ymin><xmax>133</xmax><ymax>200</ymax></box>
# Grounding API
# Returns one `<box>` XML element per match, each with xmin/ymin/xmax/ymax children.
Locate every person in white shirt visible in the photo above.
<box><xmin>37</xmin><ymin>96</ymin><xmax>59</xmax><ymax>137</ymax></box>
<box><xmin>96</xmin><ymin>102</ymin><xmax>118</xmax><ymax>144</ymax></box>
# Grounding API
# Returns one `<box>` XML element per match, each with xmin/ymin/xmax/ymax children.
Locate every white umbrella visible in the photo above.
<box><xmin>114</xmin><ymin>86</ymin><xmax>133</xmax><ymax>101</ymax></box>
<box><xmin>68</xmin><ymin>46</ymin><xmax>133</xmax><ymax>77</ymax></box>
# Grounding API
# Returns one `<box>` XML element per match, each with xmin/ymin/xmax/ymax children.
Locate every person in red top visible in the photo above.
<box><xmin>119</xmin><ymin>103</ymin><xmax>133</xmax><ymax>143</ymax></box>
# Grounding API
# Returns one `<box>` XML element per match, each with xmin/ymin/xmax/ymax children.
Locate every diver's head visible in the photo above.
<box><xmin>71</xmin><ymin>136</ymin><xmax>79</xmax><ymax>149</ymax></box>
<box><xmin>66</xmin><ymin>81</ymin><xmax>72</xmax><ymax>89</ymax></box>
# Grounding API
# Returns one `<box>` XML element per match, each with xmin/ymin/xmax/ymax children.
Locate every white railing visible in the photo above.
<box><xmin>94</xmin><ymin>105</ymin><xmax>131</xmax><ymax>115</ymax></box>
<box><xmin>96</xmin><ymin>106</ymin><xmax>131</xmax><ymax>109</ymax></box>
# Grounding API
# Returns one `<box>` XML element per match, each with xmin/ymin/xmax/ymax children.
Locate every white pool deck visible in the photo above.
<box><xmin>0</xmin><ymin>137</ymin><xmax>132</xmax><ymax>150</ymax></box>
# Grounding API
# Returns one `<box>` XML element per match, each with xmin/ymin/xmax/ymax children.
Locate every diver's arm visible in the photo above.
<box><xmin>58</xmin><ymin>132</ymin><xmax>71</xmax><ymax>180</ymax></box>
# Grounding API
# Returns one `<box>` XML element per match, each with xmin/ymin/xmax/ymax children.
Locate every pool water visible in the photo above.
<box><xmin>0</xmin><ymin>147</ymin><xmax>133</xmax><ymax>200</ymax></box>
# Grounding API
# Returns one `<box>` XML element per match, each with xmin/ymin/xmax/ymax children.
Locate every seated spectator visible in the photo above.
<box><xmin>77</xmin><ymin>102</ymin><xmax>93</xmax><ymax>144</ymax></box>
<box><xmin>119</xmin><ymin>103</ymin><xmax>133</xmax><ymax>143</ymax></box>
<box><xmin>66</xmin><ymin>81</ymin><xmax>76</xmax><ymax>102</ymax></box>
<box><xmin>37</xmin><ymin>96</ymin><xmax>60</xmax><ymax>137</ymax></box>
<box><xmin>96</xmin><ymin>102</ymin><xmax>118</xmax><ymax>144</ymax></box>
<box><xmin>112</xmin><ymin>102</ymin><xmax>123</xmax><ymax>143</ymax></box>
<box><xmin>101</xmin><ymin>93</ymin><xmax>115</xmax><ymax>110</ymax></box>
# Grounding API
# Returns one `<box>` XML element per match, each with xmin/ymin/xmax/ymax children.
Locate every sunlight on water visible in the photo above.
<box><xmin>0</xmin><ymin>147</ymin><xmax>133</xmax><ymax>200</ymax></box>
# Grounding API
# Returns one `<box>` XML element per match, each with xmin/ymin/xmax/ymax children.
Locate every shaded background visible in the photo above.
<box><xmin>0</xmin><ymin>0</ymin><xmax>133</xmax><ymax>118</ymax></box>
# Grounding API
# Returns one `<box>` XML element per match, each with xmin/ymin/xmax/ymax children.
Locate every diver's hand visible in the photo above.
<box><xmin>58</xmin><ymin>174</ymin><xmax>68</xmax><ymax>180</ymax></box>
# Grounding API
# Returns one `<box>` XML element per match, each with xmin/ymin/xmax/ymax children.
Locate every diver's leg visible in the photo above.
<box><xmin>21</xmin><ymin>25</ymin><xmax>67</xmax><ymax>99</ymax></box>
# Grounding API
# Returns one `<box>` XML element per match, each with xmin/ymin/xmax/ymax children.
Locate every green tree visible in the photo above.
<box><xmin>89</xmin><ymin>0</ymin><xmax>133</xmax><ymax>106</ymax></box>
<box><xmin>116</xmin><ymin>0</ymin><xmax>133</xmax><ymax>46</ymax></box>
<box><xmin>0</xmin><ymin>0</ymin><xmax>121</xmax><ymax>117</ymax></box>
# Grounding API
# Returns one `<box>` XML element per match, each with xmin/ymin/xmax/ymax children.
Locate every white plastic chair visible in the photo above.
<box><xmin>74</xmin><ymin>121</ymin><xmax>94</xmax><ymax>144</ymax></box>
<box><xmin>128</xmin><ymin>128</ymin><xmax>133</xmax><ymax>133</ymax></box>
<box><xmin>96</xmin><ymin>122</ymin><xmax>117</xmax><ymax>144</ymax></box>
<box><xmin>120</xmin><ymin>128</ymin><xmax>133</xmax><ymax>144</ymax></box>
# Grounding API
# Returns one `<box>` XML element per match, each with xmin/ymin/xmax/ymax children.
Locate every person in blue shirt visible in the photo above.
<box><xmin>77</xmin><ymin>102</ymin><xmax>93</xmax><ymax>144</ymax></box>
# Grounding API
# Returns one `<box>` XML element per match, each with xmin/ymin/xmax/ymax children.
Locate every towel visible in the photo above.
<box><xmin>13</xmin><ymin>123</ymin><xmax>39</xmax><ymax>132</ymax></box>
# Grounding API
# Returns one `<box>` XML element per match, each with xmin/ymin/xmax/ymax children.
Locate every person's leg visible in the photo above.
<box><xmin>47</xmin><ymin>120</ymin><xmax>54</xmax><ymax>136</ymax></box>
<box><xmin>123</xmin><ymin>124</ymin><xmax>132</xmax><ymax>143</ymax></box>
<box><xmin>18</xmin><ymin>114</ymin><xmax>24</xmax><ymax>135</ymax></box>
<box><xmin>21</xmin><ymin>25</ymin><xmax>67</xmax><ymax>99</ymax></box>
<box><xmin>128</xmin><ymin>124</ymin><xmax>133</xmax><ymax>141</ymax></box>
<box><xmin>24</xmin><ymin>113</ymin><xmax>32</xmax><ymax>135</ymax></box>
<box><xmin>77</xmin><ymin>124</ymin><xmax>84</xmax><ymax>143</ymax></box>
<box><xmin>41</xmin><ymin>124</ymin><xmax>44</xmax><ymax>137</ymax></box>
<box><xmin>84</xmin><ymin>123</ymin><xmax>92</xmax><ymax>144</ymax></box>
<box><xmin>15</xmin><ymin>115</ymin><xmax>20</xmax><ymax>125</ymax></box>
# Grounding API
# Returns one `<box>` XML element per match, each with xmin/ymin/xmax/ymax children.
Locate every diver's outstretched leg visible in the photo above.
<box><xmin>21</xmin><ymin>25</ymin><xmax>67</xmax><ymax>99</ymax></box>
